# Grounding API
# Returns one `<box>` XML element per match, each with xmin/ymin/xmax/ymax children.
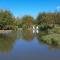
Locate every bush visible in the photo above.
<box><xmin>38</xmin><ymin>23</ymin><xmax>48</xmax><ymax>31</ymax></box>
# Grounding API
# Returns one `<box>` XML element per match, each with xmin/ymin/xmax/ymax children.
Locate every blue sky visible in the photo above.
<box><xmin>0</xmin><ymin>0</ymin><xmax>60</xmax><ymax>17</ymax></box>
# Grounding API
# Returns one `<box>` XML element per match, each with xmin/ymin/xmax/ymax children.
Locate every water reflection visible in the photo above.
<box><xmin>0</xmin><ymin>31</ymin><xmax>17</xmax><ymax>52</ymax></box>
<box><xmin>22</xmin><ymin>30</ymin><xmax>34</xmax><ymax>41</ymax></box>
<box><xmin>0</xmin><ymin>30</ymin><xmax>60</xmax><ymax>53</ymax></box>
<box><xmin>0</xmin><ymin>30</ymin><xmax>60</xmax><ymax>60</ymax></box>
<box><xmin>0</xmin><ymin>30</ymin><xmax>35</xmax><ymax>52</ymax></box>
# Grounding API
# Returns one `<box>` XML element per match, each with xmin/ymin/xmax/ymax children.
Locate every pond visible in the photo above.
<box><xmin>0</xmin><ymin>30</ymin><xmax>60</xmax><ymax>60</ymax></box>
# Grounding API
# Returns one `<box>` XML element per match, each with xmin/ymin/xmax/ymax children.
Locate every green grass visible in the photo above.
<box><xmin>48</xmin><ymin>25</ymin><xmax>60</xmax><ymax>34</ymax></box>
<box><xmin>41</xmin><ymin>33</ymin><xmax>60</xmax><ymax>46</ymax></box>
<box><xmin>52</xmin><ymin>27</ymin><xmax>60</xmax><ymax>33</ymax></box>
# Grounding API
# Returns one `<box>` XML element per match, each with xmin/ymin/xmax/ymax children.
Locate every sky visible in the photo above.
<box><xmin>0</xmin><ymin>0</ymin><xmax>60</xmax><ymax>17</ymax></box>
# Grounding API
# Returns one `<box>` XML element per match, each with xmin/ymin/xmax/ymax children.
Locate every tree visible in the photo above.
<box><xmin>0</xmin><ymin>9</ymin><xmax>16</xmax><ymax>30</ymax></box>
<box><xmin>16</xmin><ymin>17</ymin><xmax>22</xmax><ymax>28</ymax></box>
<box><xmin>37</xmin><ymin>12</ymin><xmax>60</xmax><ymax>26</ymax></box>
<box><xmin>22</xmin><ymin>15</ymin><xmax>33</xmax><ymax>28</ymax></box>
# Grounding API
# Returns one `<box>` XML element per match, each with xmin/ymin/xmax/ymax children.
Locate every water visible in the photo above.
<box><xmin>0</xmin><ymin>30</ymin><xmax>60</xmax><ymax>60</ymax></box>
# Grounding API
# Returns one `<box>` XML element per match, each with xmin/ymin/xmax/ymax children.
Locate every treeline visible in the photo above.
<box><xmin>37</xmin><ymin>12</ymin><xmax>60</xmax><ymax>31</ymax></box>
<box><xmin>0</xmin><ymin>9</ymin><xmax>60</xmax><ymax>30</ymax></box>
<box><xmin>37</xmin><ymin>12</ymin><xmax>60</xmax><ymax>25</ymax></box>
<box><xmin>0</xmin><ymin>10</ymin><xmax>17</xmax><ymax>30</ymax></box>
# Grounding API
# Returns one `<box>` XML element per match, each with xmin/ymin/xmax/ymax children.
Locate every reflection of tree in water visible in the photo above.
<box><xmin>22</xmin><ymin>30</ymin><xmax>34</xmax><ymax>41</ymax></box>
<box><xmin>48</xmin><ymin>45</ymin><xmax>60</xmax><ymax>51</ymax></box>
<box><xmin>0</xmin><ymin>31</ymin><xmax>17</xmax><ymax>53</ymax></box>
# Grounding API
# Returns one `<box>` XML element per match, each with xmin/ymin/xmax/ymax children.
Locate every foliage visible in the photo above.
<box><xmin>37</xmin><ymin>12</ymin><xmax>60</xmax><ymax>25</ymax></box>
<box><xmin>16</xmin><ymin>17</ymin><xmax>23</xmax><ymax>28</ymax></box>
<box><xmin>0</xmin><ymin>9</ymin><xmax>16</xmax><ymax>30</ymax></box>
<box><xmin>40</xmin><ymin>33</ymin><xmax>60</xmax><ymax>46</ymax></box>
<box><xmin>22</xmin><ymin>15</ymin><xmax>33</xmax><ymax>28</ymax></box>
<box><xmin>0</xmin><ymin>9</ymin><xmax>60</xmax><ymax>30</ymax></box>
<box><xmin>38</xmin><ymin>23</ymin><xmax>48</xmax><ymax>31</ymax></box>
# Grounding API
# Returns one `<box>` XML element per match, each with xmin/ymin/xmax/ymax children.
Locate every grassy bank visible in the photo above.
<box><xmin>39</xmin><ymin>26</ymin><xmax>60</xmax><ymax>46</ymax></box>
<box><xmin>41</xmin><ymin>33</ymin><xmax>60</xmax><ymax>45</ymax></box>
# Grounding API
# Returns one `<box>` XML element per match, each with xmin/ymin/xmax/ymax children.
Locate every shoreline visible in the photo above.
<box><xmin>0</xmin><ymin>30</ymin><xmax>12</xmax><ymax>34</ymax></box>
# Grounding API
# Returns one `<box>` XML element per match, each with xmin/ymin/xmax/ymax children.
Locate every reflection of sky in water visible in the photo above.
<box><xmin>0</xmin><ymin>31</ymin><xmax>60</xmax><ymax>60</ymax></box>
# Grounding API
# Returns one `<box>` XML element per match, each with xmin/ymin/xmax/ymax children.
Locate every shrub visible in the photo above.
<box><xmin>38</xmin><ymin>23</ymin><xmax>48</xmax><ymax>31</ymax></box>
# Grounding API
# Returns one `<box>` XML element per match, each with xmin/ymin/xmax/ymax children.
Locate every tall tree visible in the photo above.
<box><xmin>0</xmin><ymin>9</ymin><xmax>16</xmax><ymax>29</ymax></box>
<box><xmin>22</xmin><ymin>15</ymin><xmax>33</xmax><ymax>28</ymax></box>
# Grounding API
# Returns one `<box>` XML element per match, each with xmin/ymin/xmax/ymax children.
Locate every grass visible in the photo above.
<box><xmin>48</xmin><ymin>25</ymin><xmax>60</xmax><ymax>34</ymax></box>
<box><xmin>52</xmin><ymin>27</ymin><xmax>60</xmax><ymax>34</ymax></box>
<box><xmin>39</xmin><ymin>25</ymin><xmax>60</xmax><ymax>46</ymax></box>
<box><xmin>41</xmin><ymin>33</ymin><xmax>60</xmax><ymax>46</ymax></box>
<box><xmin>38</xmin><ymin>25</ymin><xmax>60</xmax><ymax>47</ymax></box>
